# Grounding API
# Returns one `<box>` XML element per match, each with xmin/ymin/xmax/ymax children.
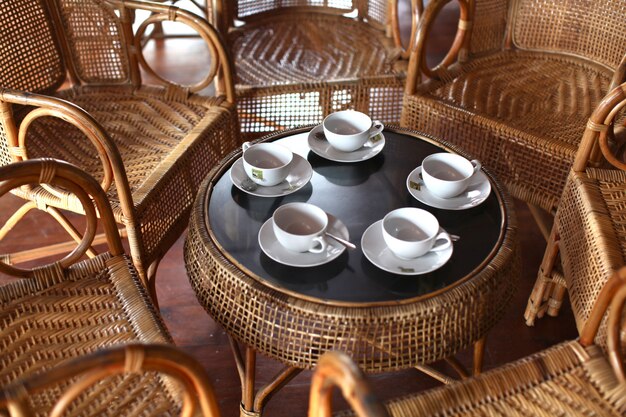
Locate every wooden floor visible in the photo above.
<box><xmin>0</xmin><ymin>5</ymin><xmax>578</xmax><ymax>417</ymax></box>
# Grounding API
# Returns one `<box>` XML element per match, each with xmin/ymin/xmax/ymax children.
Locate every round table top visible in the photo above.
<box><xmin>207</xmin><ymin>127</ymin><xmax>503</xmax><ymax>305</ymax></box>
<box><xmin>185</xmin><ymin>126</ymin><xmax>519</xmax><ymax>371</ymax></box>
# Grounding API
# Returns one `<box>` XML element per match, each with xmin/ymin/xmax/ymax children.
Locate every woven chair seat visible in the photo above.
<box><xmin>557</xmin><ymin>168</ymin><xmax>626</xmax><ymax>344</ymax></box>
<box><xmin>10</xmin><ymin>85</ymin><xmax>235</xmax><ymax>270</ymax></box>
<box><xmin>230</xmin><ymin>12</ymin><xmax>403</xmax><ymax>87</ymax></box>
<box><xmin>0</xmin><ymin>253</ymin><xmax>180</xmax><ymax>416</ymax></box>
<box><xmin>403</xmin><ymin>50</ymin><xmax>613</xmax><ymax>212</ymax></box>
<box><xmin>373</xmin><ymin>341</ymin><xmax>626</xmax><ymax>416</ymax></box>
<box><xmin>20</xmin><ymin>85</ymin><xmax>226</xmax><ymax>204</ymax></box>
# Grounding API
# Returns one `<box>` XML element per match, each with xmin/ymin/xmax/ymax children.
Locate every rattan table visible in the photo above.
<box><xmin>184</xmin><ymin>126</ymin><xmax>519</xmax><ymax>416</ymax></box>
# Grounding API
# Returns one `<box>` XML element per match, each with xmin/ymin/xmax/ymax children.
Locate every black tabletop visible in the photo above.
<box><xmin>207</xmin><ymin>128</ymin><xmax>504</xmax><ymax>304</ymax></box>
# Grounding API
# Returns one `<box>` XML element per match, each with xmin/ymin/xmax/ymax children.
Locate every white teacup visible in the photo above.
<box><xmin>242</xmin><ymin>142</ymin><xmax>293</xmax><ymax>186</ymax></box>
<box><xmin>322</xmin><ymin>110</ymin><xmax>384</xmax><ymax>152</ymax></box>
<box><xmin>382</xmin><ymin>208</ymin><xmax>451</xmax><ymax>259</ymax></box>
<box><xmin>272</xmin><ymin>203</ymin><xmax>328</xmax><ymax>254</ymax></box>
<box><xmin>421</xmin><ymin>153</ymin><xmax>482</xmax><ymax>199</ymax></box>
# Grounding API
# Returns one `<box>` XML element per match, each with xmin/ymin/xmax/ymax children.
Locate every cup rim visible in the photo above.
<box><xmin>273</xmin><ymin>202</ymin><xmax>328</xmax><ymax>237</ymax></box>
<box><xmin>322</xmin><ymin>110</ymin><xmax>372</xmax><ymax>137</ymax></box>
<box><xmin>382</xmin><ymin>207</ymin><xmax>439</xmax><ymax>242</ymax></box>
<box><xmin>243</xmin><ymin>143</ymin><xmax>293</xmax><ymax>171</ymax></box>
<box><xmin>422</xmin><ymin>153</ymin><xmax>474</xmax><ymax>183</ymax></box>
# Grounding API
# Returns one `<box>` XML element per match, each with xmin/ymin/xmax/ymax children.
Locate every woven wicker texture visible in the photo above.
<box><xmin>219</xmin><ymin>1</ymin><xmax>406</xmax><ymax>138</ymax></box>
<box><xmin>184</xmin><ymin>129</ymin><xmax>520</xmax><ymax>373</ymax></box>
<box><xmin>0</xmin><ymin>0</ymin><xmax>240</xmax><ymax>290</ymax></box>
<box><xmin>0</xmin><ymin>1</ymin><xmax>65</xmax><ymax>94</ymax></box>
<box><xmin>556</xmin><ymin>169</ymin><xmax>626</xmax><ymax>346</ymax></box>
<box><xmin>0</xmin><ymin>255</ymin><xmax>181</xmax><ymax>416</ymax></box>
<box><xmin>524</xmin><ymin>83</ymin><xmax>626</xmax><ymax>329</ymax></box>
<box><xmin>401</xmin><ymin>0</ymin><xmax>626</xmax><ymax>214</ymax></box>
<box><xmin>0</xmin><ymin>159</ymin><xmax>181</xmax><ymax>416</ymax></box>
<box><xmin>6</xmin><ymin>86</ymin><xmax>237</xmax><ymax>269</ymax></box>
<box><xmin>344</xmin><ymin>342</ymin><xmax>626</xmax><ymax>416</ymax></box>
<box><xmin>403</xmin><ymin>51</ymin><xmax>613</xmax><ymax>213</ymax></box>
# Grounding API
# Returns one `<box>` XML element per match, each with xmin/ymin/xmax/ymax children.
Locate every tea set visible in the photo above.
<box><xmin>229</xmin><ymin>110</ymin><xmax>491</xmax><ymax>274</ymax></box>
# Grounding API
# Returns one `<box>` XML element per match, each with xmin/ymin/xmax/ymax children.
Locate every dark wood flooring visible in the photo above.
<box><xmin>0</xmin><ymin>4</ymin><xmax>578</xmax><ymax>417</ymax></box>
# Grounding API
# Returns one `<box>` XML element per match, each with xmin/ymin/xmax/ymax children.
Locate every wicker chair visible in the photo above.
<box><xmin>0</xmin><ymin>344</ymin><xmax>221</xmax><ymax>417</ymax></box>
<box><xmin>400</xmin><ymin>0</ymin><xmax>626</xmax><ymax>236</ymax></box>
<box><xmin>316</xmin><ymin>267</ymin><xmax>626</xmax><ymax>417</ymax></box>
<box><xmin>524</xmin><ymin>83</ymin><xmax>626</xmax><ymax>332</ymax></box>
<box><xmin>206</xmin><ymin>0</ymin><xmax>418</xmax><ymax>139</ymax></box>
<box><xmin>0</xmin><ymin>159</ymin><xmax>198</xmax><ymax>415</ymax></box>
<box><xmin>0</xmin><ymin>0</ymin><xmax>240</xmax><ymax>303</ymax></box>
<box><xmin>0</xmin><ymin>343</ymin><xmax>388</xmax><ymax>417</ymax></box>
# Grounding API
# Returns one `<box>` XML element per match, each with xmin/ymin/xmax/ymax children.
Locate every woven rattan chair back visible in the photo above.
<box><xmin>0</xmin><ymin>159</ymin><xmax>189</xmax><ymax>416</ymax></box>
<box><xmin>317</xmin><ymin>267</ymin><xmax>626</xmax><ymax>417</ymax></box>
<box><xmin>0</xmin><ymin>0</ymin><xmax>240</xmax><ymax>303</ymax></box>
<box><xmin>402</xmin><ymin>0</ymin><xmax>626</xmax><ymax>225</ymax></box>
<box><xmin>0</xmin><ymin>1</ymin><xmax>66</xmax><ymax>94</ymax></box>
<box><xmin>209</xmin><ymin>0</ymin><xmax>412</xmax><ymax>138</ymax></box>
<box><xmin>465</xmin><ymin>0</ymin><xmax>626</xmax><ymax>68</ymax></box>
<box><xmin>525</xmin><ymin>83</ymin><xmax>626</xmax><ymax>341</ymax></box>
<box><xmin>0</xmin><ymin>344</ymin><xmax>221</xmax><ymax>417</ymax></box>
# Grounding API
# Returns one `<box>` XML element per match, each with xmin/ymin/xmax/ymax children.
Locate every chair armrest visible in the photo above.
<box><xmin>573</xmin><ymin>82</ymin><xmax>626</xmax><ymax>171</ymax></box>
<box><xmin>0</xmin><ymin>159</ymin><xmax>124</xmax><ymax>278</ymax></box>
<box><xmin>0</xmin><ymin>89</ymin><xmax>133</xmax><ymax>201</ymax></box>
<box><xmin>405</xmin><ymin>0</ymin><xmax>471</xmax><ymax>94</ymax></box>
<box><xmin>0</xmin><ymin>344</ymin><xmax>221</xmax><ymax>417</ymax></box>
<box><xmin>308</xmin><ymin>351</ymin><xmax>390</xmax><ymax>417</ymax></box>
<box><xmin>107</xmin><ymin>0</ymin><xmax>235</xmax><ymax>103</ymax></box>
<box><xmin>391</xmin><ymin>0</ymin><xmax>422</xmax><ymax>60</ymax></box>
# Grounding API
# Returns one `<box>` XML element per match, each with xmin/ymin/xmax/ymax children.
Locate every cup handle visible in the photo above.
<box><xmin>308</xmin><ymin>236</ymin><xmax>327</xmax><ymax>254</ymax></box>
<box><xmin>470</xmin><ymin>159</ymin><xmax>482</xmax><ymax>175</ymax></box>
<box><xmin>369</xmin><ymin>121</ymin><xmax>384</xmax><ymax>138</ymax></box>
<box><xmin>430</xmin><ymin>232</ymin><xmax>452</xmax><ymax>252</ymax></box>
<box><xmin>242</xmin><ymin>141</ymin><xmax>251</xmax><ymax>151</ymax></box>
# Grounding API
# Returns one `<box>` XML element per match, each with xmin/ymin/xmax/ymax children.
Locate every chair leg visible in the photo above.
<box><xmin>146</xmin><ymin>257</ymin><xmax>162</xmax><ymax>309</ymax></box>
<box><xmin>0</xmin><ymin>201</ymin><xmax>37</xmax><ymax>240</ymax></box>
<box><xmin>527</xmin><ymin>203</ymin><xmax>554</xmax><ymax>242</ymax></box>
<box><xmin>547</xmin><ymin>274</ymin><xmax>567</xmax><ymax>317</ymax></box>
<box><xmin>46</xmin><ymin>206</ymin><xmax>99</xmax><ymax>258</ymax></box>
<box><xmin>525</xmin><ymin>225</ymin><xmax>560</xmax><ymax>326</ymax></box>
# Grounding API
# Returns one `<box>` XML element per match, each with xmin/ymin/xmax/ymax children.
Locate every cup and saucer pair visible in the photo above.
<box><xmin>307</xmin><ymin>111</ymin><xmax>386</xmax><ymax>163</ymax></box>
<box><xmin>361</xmin><ymin>208</ymin><xmax>453</xmax><ymax>276</ymax></box>
<box><xmin>258</xmin><ymin>203</ymin><xmax>350</xmax><ymax>268</ymax></box>
<box><xmin>230</xmin><ymin>143</ymin><xmax>313</xmax><ymax>198</ymax></box>
<box><xmin>406</xmin><ymin>153</ymin><xmax>492</xmax><ymax>210</ymax></box>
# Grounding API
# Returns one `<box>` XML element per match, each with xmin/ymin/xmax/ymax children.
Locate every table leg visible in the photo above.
<box><xmin>227</xmin><ymin>336</ymin><xmax>302</xmax><ymax>417</ymax></box>
<box><xmin>244</xmin><ymin>347</ymin><xmax>256</xmax><ymax>412</ymax></box>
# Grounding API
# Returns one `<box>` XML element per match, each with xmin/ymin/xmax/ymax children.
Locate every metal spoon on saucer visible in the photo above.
<box><xmin>325</xmin><ymin>232</ymin><xmax>356</xmax><ymax>250</ymax></box>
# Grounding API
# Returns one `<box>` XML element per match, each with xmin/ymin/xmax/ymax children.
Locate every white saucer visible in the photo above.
<box><xmin>361</xmin><ymin>220</ymin><xmax>453</xmax><ymax>275</ymax></box>
<box><xmin>230</xmin><ymin>153</ymin><xmax>312</xmax><ymax>197</ymax></box>
<box><xmin>258</xmin><ymin>214</ymin><xmax>349</xmax><ymax>267</ymax></box>
<box><xmin>307</xmin><ymin>124</ymin><xmax>385</xmax><ymax>163</ymax></box>
<box><xmin>406</xmin><ymin>166</ymin><xmax>491</xmax><ymax>210</ymax></box>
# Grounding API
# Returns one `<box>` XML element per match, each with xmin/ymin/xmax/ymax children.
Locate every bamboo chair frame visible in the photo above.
<box><xmin>400</xmin><ymin>0</ymin><xmax>626</xmax><ymax>236</ymax></box>
<box><xmin>0</xmin><ymin>344</ymin><xmax>221</xmax><ymax>417</ymax></box>
<box><xmin>0</xmin><ymin>0</ymin><xmax>240</xmax><ymax>304</ymax></box>
<box><xmin>316</xmin><ymin>267</ymin><xmax>626</xmax><ymax>416</ymax></box>
<box><xmin>0</xmin><ymin>344</ymin><xmax>393</xmax><ymax>417</ymax></box>
<box><xmin>206</xmin><ymin>0</ymin><xmax>417</xmax><ymax>139</ymax></box>
<box><xmin>0</xmin><ymin>159</ymin><xmax>187</xmax><ymax>416</ymax></box>
<box><xmin>525</xmin><ymin>82</ymin><xmax>626</xmax><ymax>331</ymax></box>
